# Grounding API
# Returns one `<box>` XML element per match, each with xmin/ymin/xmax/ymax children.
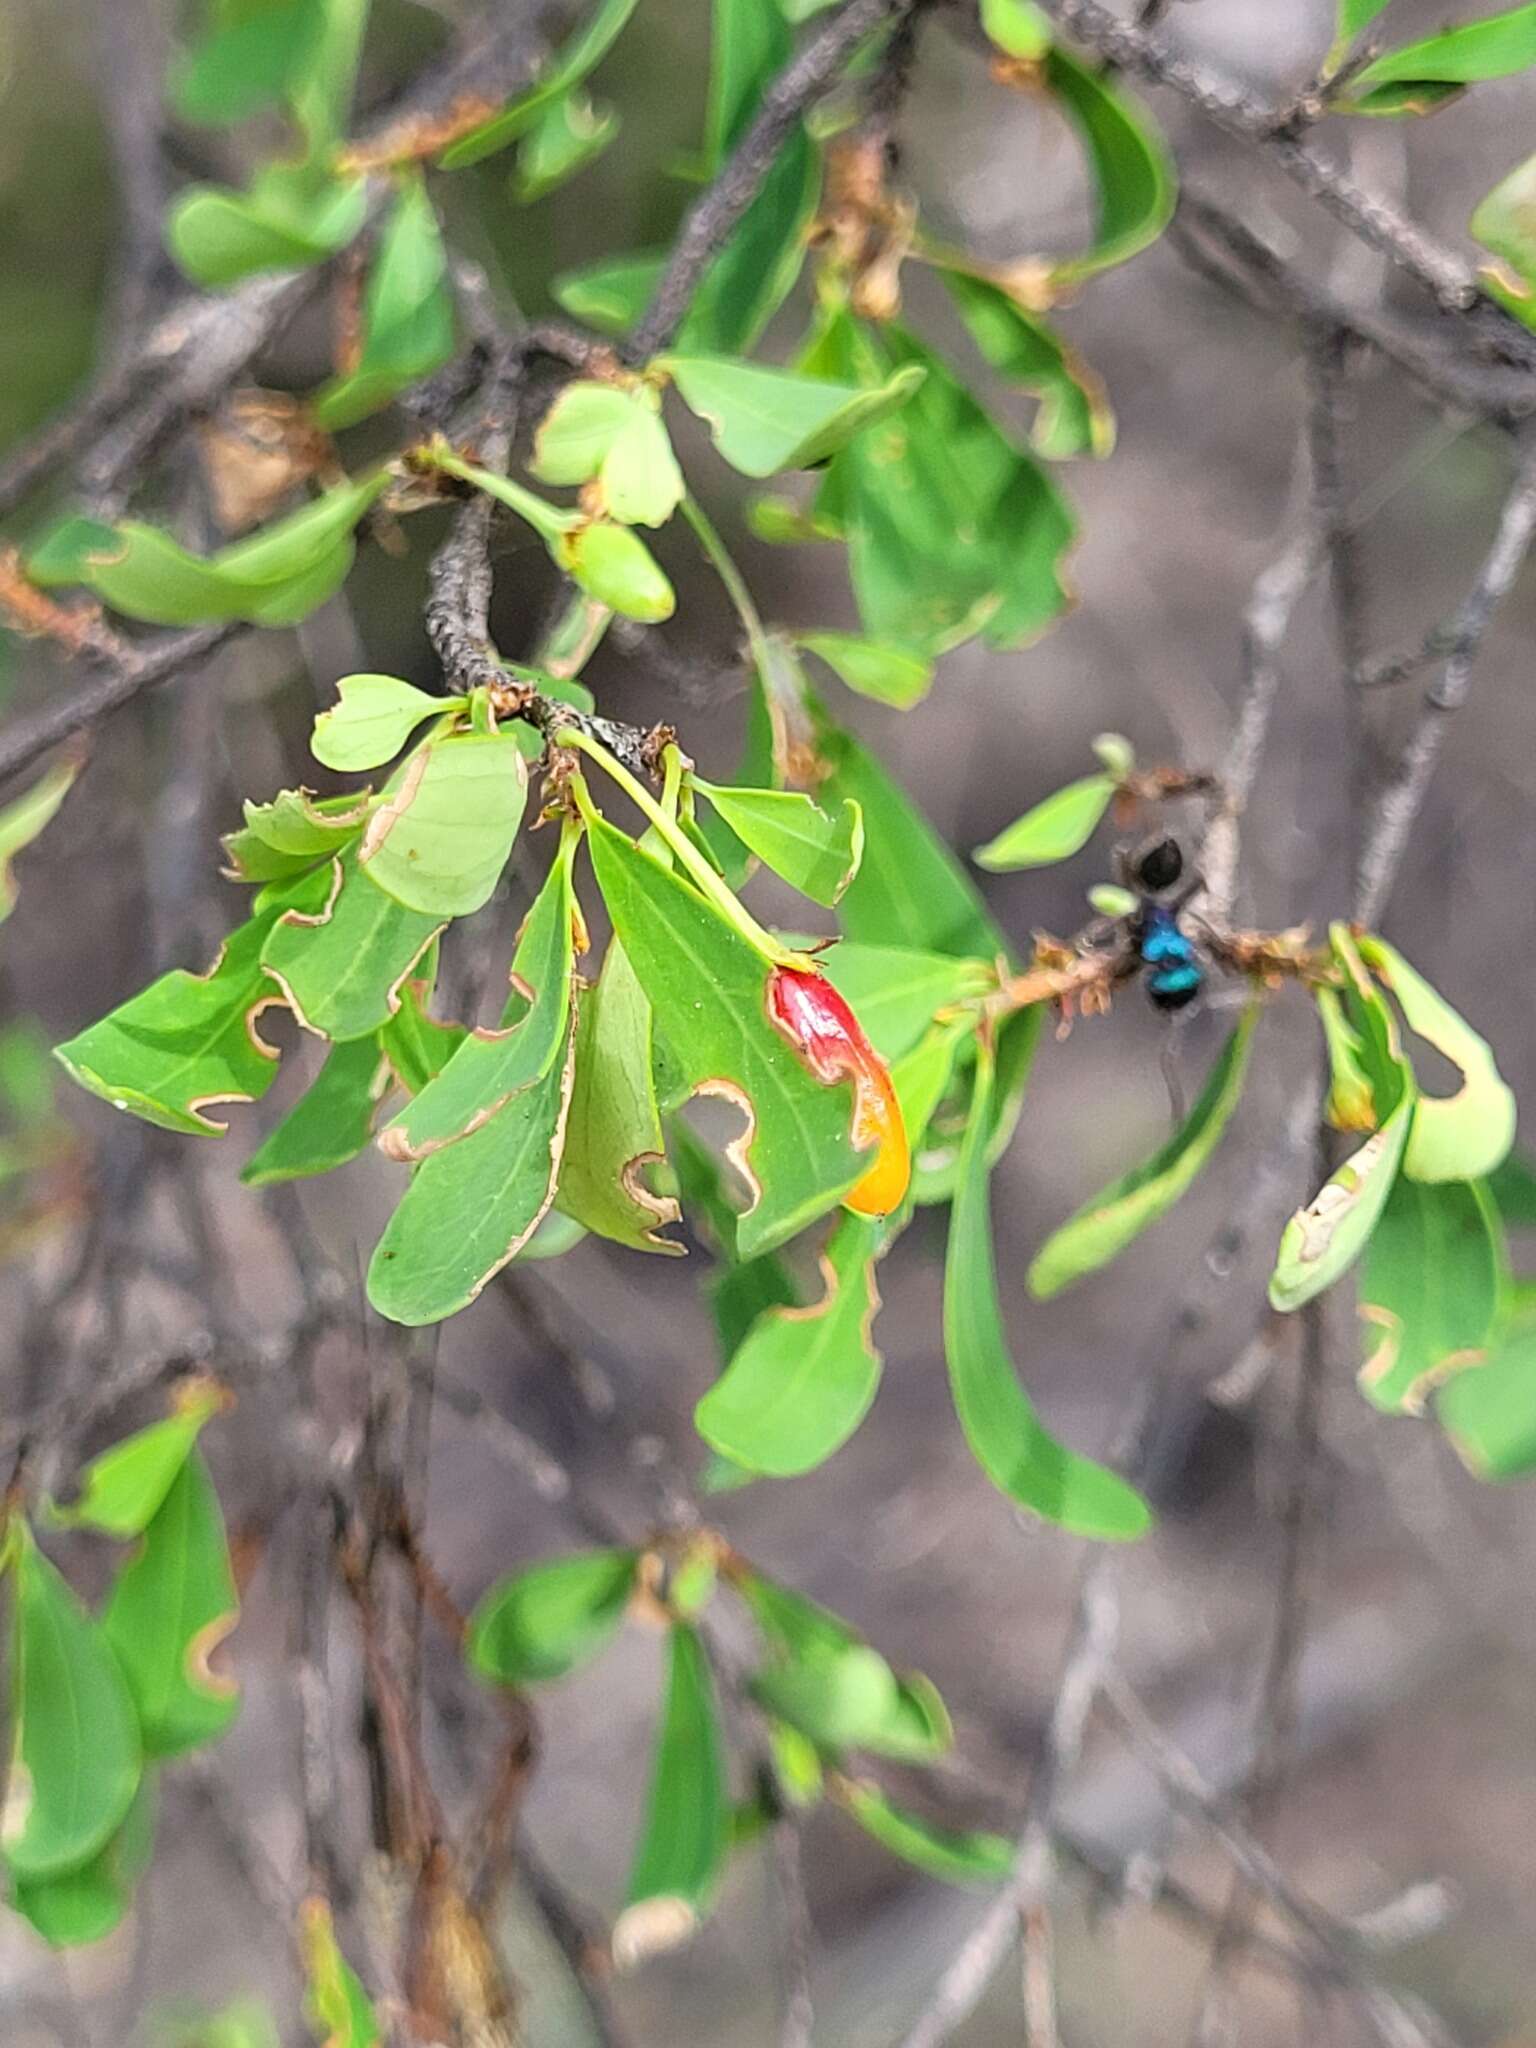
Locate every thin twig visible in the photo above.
<box><xmin>1033</xmin><ymin>0</ymin><xmax>1525</xmax><ymax>345</ymax></box>
<box><xmin>1354</xmin><ymin>440</ymin><xmax>1536</xmax><ymax>926</ymax></box>
<box><xmin>1099</xmin><ymin>1674</ymin><xmax>1456</xmax><ymax>2048</ymax></box>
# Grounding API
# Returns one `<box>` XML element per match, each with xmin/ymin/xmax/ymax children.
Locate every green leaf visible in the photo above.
<box><xmin>692</xmin><ymin>781</ymin><xmax>863</xmax><ymax>906</ymax></box>
<box><xmin>1472</xmin><ymin>152</ymin><xmax>1536</xmax><ymax>307</ymax></box>
<box><xmin>1317</xmin><ymin>984</ymin><xmax>1377</xmax><ymax>1132</ymax></box>
<box><xmin>52</xmin><ymin>1382</ymin><xmax>225</xmax><ymax>1537</ymax></box>
<box><xmin>515</xmin><ymin>90</ymin><xmax>620</xmax><ymax>202</ymax></box>
<box><xmin>301</xmin><ymin>1896</ymin><xmax>381</xmax><ymax>2048</ymax></box>
<box><xmin>1269</xmin><ymin>1092</ymin><xmax>1416</xmax><ymax>1314</ymax></box>
<box><xmin>54</xmin><ymin>907</ymin><xmax>287</xmax><ymax>1135</ymax></box>
<box><xmin>551</xmin><ymin>124</ymin><xmax>819</xmax><ymax>354</ymax></box>
<box><xmin>795</xmin><ymin>631</ymin><xmax>933</xmax><ymax>709</ymax></box>
<box><xmin>586</xmin><ymin>815</ymin><xmax>861</xmax><ymax>1257</ymax></box>
<box><xmin>866</xmin><ymin>1672</ymin><xmax>954</xmax><ymax>1762</ymax></box>
<box><xmin>241</xmin><ymin>1036</ymin><xmax>386</xmax><ymax>1183</ymax></box>
<box><xmin>221</xmin><ymin>788</ymin><xmax>372</xmax><ymax>885</ymax></box>
<box><xmin>58</xmin><ymin>471</ymin><xmax>390</xmax><ymax>626</ymax></box>
<box><xmin>557</xmin><ymin>937</ymin><xmax>683</xmax><ymax>1253</ymax></box>
<box><xmin>678</xmin><ymin>123</ymin><xmax>821</xmax><ymax>355</ymax></box>
<box><xmin>311</xmin><ymin>175</ymin><xmax>455</xmax><ymax>430</ymax></box>
<box><xmin>1028</xmin><ymin>1013</ymin><xmax>1257</xmax><ymax>1299</ymax></box>
<box><xmin>11</xmin><ymin>1773</ymin><xmax>156</xmax><ymax>1950</ymax></box>
<box><xmin>366</xmin><ymin>1008</ymin><xmax>578</xmax><ymax>1324</ymax></box>
<box><xmin>815</xmin><ymin>717</ymin><xmax>1008</xmax><ymax>960</ymax></box>
<box><xmin>0</xmin><ymin>755</ymin><xmax>79</xmax><ymax>924</ymax></box>
<box><xmin>437</xmin><ymin>0</ymin><xmax>640</xmax><ymax>168</ymax></box>
<box><xmin>752</xmin><ymin>1641</ymin><xmax>899</xmax><ymax>1748</ymax></box>
<box><xmin>767</xmin><ymin>1720</ymin><xmax>824</xmax><ymax>1807</ymax></box>
<box><xmin>358</xmin><ymin>729</ymin><xmax>529</xmax><ymax>917</ymax></box>
<box><xmin>262</xmin><ymin>850</ymin><xmax>444</xmax><ymax>1041</ymax></box>
<box><xmin>1343</xmin><ymin>4</ymin><xmax>1536</xmax><ymax>114</ymax></box>
<box><xmin>1039</xmin><ymin>49</ymin><xmax>1176</xmax><ymax>293</ymax></box>
<box><xmin>615</xmin><ymin>1624</ymin><xmax>730</xmax><ymax>1963</ymax></box>
<box><xmin>102</xmin><ymin>1451</ymin><xmax>241</xmax><ymax>1757</ymax></box>
<box><xmin>168</xmin><ymin>164</ymin><xmax>368</xmax><ymax>289</ymax></box>
<box><xmin>22</xmin><ymin>514</ymin><xmax>121</xmax><ymax>585</ymax></box>
<box><xmin>532</xmin><ymin>383</ymin><xmax>684</xmax><ymax>529</ymax></box>
<box><xmin>311</xmin><ymin>674</ymin><xmax>455</xmax><ymax>774</ymax></box>
<box><xmin>377</xmin><ymin>970</ymin><xmax>467</xmax><ymax>1094</ymax></box>
<box><xmin>1487</xmin><ymin>1150</ymin><xmax>1536</xmax><ymax>1227</ymax></box>
<box><xmin>552</xmin><ymin>250</ymin><xmax>667</xmax><ymax>333</ymax></box>
<box><xmin>3</xmin><ymin>1526</ymin><xmax>141</xmax><ymax>1880</ymax></box>
<box><xmin>945</xmin><ymin>1045</ymin><xmax>1151</xmax><ymax>1538</ymax></box>
<box><xmin>379</xmin><ymin>832</ymin><xmax>577</xmax><ymax>1160</ymax></box>
<box><xmin>1358</xmin><ymin>1177</ymin><xmax>1505</xmax><ymax>1414</ymax></box>
<box><xmin>974</xmin><ymin>772</ymin><xmax>1116</xmax><ymax>872</ymax></box>
<box><xmin>554</xmin><ymin>520</ymin><xmax>677</xmax><ymax>620</ymax></box>
<box><xmin>809</xmin><ymin>315</ymin><xmax>1075</xmax><ymax>658</ymax></box>
<box><xmin>734</xmin><ymin>1570</ymin><xmax>859</xmax><ymax>1658</ymax></box>
<box><xmin>531</xmin><ymin>382</ymin><xmax>640</xmax><ymax>481</ymax></box>
<box><xmin>287</xmin><ymin>0</ymin><xmax>369</xmax><ymax>156</ymax></box>
<box><xmin>695</xmin><ymin>1211</ymin><xmax>883</xmax><ymax>1475</ymax></box>
<box><xmin>1335</xmin><ymin>0</ymin><xmax>1396</xmax><ymax>45</ymax></box>
<box><xmin>1358</xmin><ymin>936</ymin><xmax>1517</xmax><ymax>1182</ymax></box>
<box><xmin>174</xmin><ymin>0</ymin><xmax>320</xmax><ymax>126</ymax></box>
<box><xmin>941</xmin><ymin>270</ymin><xmax>1114</xmax><ymax>458</ymax></box>
<box><xmin>467</xmin><ymin>1548</ymin><xmax>639</xmax><ymax>1685</ymax></box>
<box><xmin>704</xmin><ymin>0</ymin><xmax>789</xmax><ymax>177</ymax></box>
<box><xmin>979</xmin><ymin>0</ymin><xmax>1051</xmax><ymax>59</ymax></box>
<box><xmin>521</xmin><ymin>1209</ymin><xmax>589</xmax><ymax>1258</ymax></box>
<box><xmin>816</xmin><ymin>944</ymin><xmax>991</xmax><ymax>1063</ymax></box>
<box><xmin>659</xmin><ymin>354</ymin><xmax>926</xmax><ymax>478</ymax></box>
<box><xmin>834</xmin><ymin>1778</ymin><xmax>1014</xmax><ymax>1883</ymax></box>
<box><xmin>1437</xmin><ymin>1316</ymin><xmax>1536</xmax><ymax>1478</ymax></box>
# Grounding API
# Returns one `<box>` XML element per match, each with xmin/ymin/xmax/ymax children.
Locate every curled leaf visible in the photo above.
<box><xmin>0</xmin><ymin>755</ymin><xmax>80</xmax><ymax>925</ymax></box>
<box><xmin>1358</xmin><ymin>935</ymin><xmax>1516</xmax><ymax>1183</ymax></box>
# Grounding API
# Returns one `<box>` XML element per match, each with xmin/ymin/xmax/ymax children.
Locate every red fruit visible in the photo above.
<box><xmin>767</xmin><ymin>965</ymin><xmax>910</xmax><ymax>1216</ymax></box>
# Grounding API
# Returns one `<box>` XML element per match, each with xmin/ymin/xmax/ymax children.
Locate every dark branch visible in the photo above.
<box><xmin>627</xmin><ymin>0</ymin><xmax>916</xmax><ymax>358</ymax></box>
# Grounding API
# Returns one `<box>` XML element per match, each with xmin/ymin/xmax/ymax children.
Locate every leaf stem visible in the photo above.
<box><xmin>419</xmin><ymin>441</ymin><xmax>579</xmax><ymax>542</ymax></box>
<box><xmin>556</xmin><ymin>726</ymin><xmax>801</xmax><ymax>966</ymax></box>
<box><xmin>680</xmin><ymin>494</ymin><xmax>772</xmax><ymax>674</ymax></box>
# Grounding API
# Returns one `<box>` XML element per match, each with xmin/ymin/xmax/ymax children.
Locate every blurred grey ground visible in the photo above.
<box><xmin>6</xmin><ymin>0</ymin><xmax>1536</xmax><ymax>2043</ymax></box>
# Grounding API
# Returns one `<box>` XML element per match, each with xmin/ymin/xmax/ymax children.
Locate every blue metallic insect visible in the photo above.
<box><xmin>1122</xmin><ymin>836</ymin><xmax>1205</xmax><ymax>1012</ymax></box>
